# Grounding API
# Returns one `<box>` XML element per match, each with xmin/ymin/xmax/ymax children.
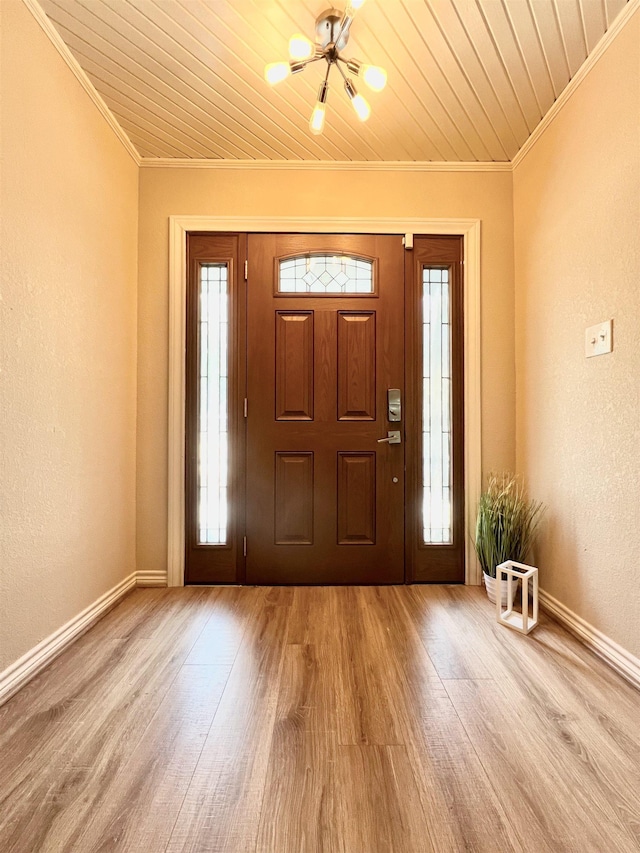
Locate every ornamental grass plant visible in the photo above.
<box><xmin>475</xmin><ymin>474</ymin><xmax>545</xmax><ymax>579</ymax></box>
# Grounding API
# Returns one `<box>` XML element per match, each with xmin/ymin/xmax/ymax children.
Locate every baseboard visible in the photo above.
<box><xmin>136</xmin><ymin>569</ymin><xmax>168</xmax><ymax>587</ymax></box>
<box><xmin>540</xmin><ymin>589</ymin><xmax>640</xmax><ymax>691</ymax></box>
<box><xmin>0</xmin><ymin>569</ymin><xmax>169</xmax><ymax>707</ymax></box>
<box><xmin>0</xmin><ymin>572</ymin><xmax>137</xmax><ymax>706</ymax></box>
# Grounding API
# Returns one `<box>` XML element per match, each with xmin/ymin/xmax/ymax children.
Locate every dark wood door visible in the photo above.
<box><xmin>246</xmin><ymin>234</ymin><xmax>405</xmax><ymax>584</ymax></box>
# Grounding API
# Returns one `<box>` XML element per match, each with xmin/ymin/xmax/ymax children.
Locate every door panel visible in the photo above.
<box><xmin>246</xmin><ymin>234</ymin><xmax>404</xmax><ymax>584</ymax></box>
<box><xmin>337</xmin><ymin>452</ymin><xmax>376</xmax><ymax>544</ymax></box>
<box><xmin>274</xmin><ymin>452</ymin><xmax>314</xmax><ymax>544</ymax></box>
<box><xmin>337</xmin><ymin>312</ymin><xmax>376</xmax><ymax>420</ymax></box>
<box><xmin>275</xmin><ymin>312</ymin><xmax>314</xmax><ymax>420</ymax></box>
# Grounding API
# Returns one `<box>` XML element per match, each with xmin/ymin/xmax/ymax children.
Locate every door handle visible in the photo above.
<box><xmin>377</xmin><ymin>430</ymin><xmax>401</xmax><ymax>445</ymax></box>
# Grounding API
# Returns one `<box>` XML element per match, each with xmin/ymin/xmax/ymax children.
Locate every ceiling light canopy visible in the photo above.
<box><xmin>264</xmin><ymin>3</ymin><xmax>387</xmax><ymax>135</ymax></box>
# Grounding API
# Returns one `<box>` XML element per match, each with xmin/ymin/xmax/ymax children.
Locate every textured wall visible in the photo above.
<box><xmin>137</xmin><ymin>167</ymin><xmax>515</xmax><ymax>578</ymax></box>
<box><xmin>0</xmin><ymin>1</ymin><xmax>138</xmax><ymax>671</ymax></box>
<box><xmin>514</xmin><ymin>11</ymin><xmax>640</xmax><ymax>656</ymax></box>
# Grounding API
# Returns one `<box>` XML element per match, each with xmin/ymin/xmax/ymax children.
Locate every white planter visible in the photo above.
<box><xmin>483</xmin><ymin>572</ymin><xmax>519</xmax><ymax>607</ymax></box>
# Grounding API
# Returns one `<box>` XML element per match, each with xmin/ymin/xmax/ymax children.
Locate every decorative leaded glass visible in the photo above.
<box><xmin>198</xmin><ymin>264</ymin><xmax>229</xmax><ymax>545</ymax></box>
<box><xmin>279</xmin><ymin>254</ymin><xmax>374</xmax><ymax>294</ymax></box>
<box><xmin>422</xmin><ymin>267</ymin><xmax>452</xmax><ymax>545</ymax></box>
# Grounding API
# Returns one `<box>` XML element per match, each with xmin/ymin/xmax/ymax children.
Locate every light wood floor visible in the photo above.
<box><xmin>1</xmin><ymin>586</ymin><xmax>639</xmax><ymax>853</ymax></box>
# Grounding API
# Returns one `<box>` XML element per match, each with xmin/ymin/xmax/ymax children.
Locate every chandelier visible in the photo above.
<box><xmin>264</xmin><ymin>2</ymin><xmax>387</xmax><ymax>135</ymax></box>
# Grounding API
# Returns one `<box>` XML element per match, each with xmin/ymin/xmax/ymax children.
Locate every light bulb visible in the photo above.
<box><xmin>265</xmin><ymin>62</ymin><xmax>291</xmax><ymax>85</ymax></box>
<box><xmin>351</xmin><ymin>93</ymin><xmax>371</xmax><ymax>121</ymax></box>
<box><xmin>348</xmin><ymin>0</ymin><xmax>367</xmax><ymax>9</ymax></box>
<box><xmin>289</xmin><ymin>33</ymin><xmax>314</xmax><ymax>60</ymax></box>
<box><xmin>309</xmin><ymin>102</ymin><xmax>326</xmax><ymax>135</ymax></box>
<box><xmin>362</xmin><ymin>64</ymin><xmax>387</xmax><ymax>92</ymax></box>
<box><xmin>310</xmin><ymin>80</ymin><xmax>329</xmax><ymax>135</ymax></box>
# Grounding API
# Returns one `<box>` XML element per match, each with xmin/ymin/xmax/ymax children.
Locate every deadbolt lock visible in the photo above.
<box><xmin>387</xmin><ymin>389</ymin><xmax>401</xmax><ymax>422</ymax></box>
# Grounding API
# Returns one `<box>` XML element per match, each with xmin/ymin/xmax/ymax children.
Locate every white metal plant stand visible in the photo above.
<box><xmin>496</xmin><ymin>561</ymin><xmax>539</xmax><ymax>635</ymax></box>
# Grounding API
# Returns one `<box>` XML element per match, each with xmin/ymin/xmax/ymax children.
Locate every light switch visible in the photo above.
<box><xmin>585</xmin><ymin>319</ymin><xmax>613</xmax><ymax>358</ymax></box>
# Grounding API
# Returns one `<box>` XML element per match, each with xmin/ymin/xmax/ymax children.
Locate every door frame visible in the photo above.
<box><xmin>168</xmin><ymin>216</ymin><xmax>482</xmax><ymax>588</ymax></box>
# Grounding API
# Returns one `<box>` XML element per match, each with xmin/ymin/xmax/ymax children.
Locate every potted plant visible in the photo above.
<box><xmin>475</xmin><ymin>474</ymin><xmax>545</xmax><ymax>605</ymax></box>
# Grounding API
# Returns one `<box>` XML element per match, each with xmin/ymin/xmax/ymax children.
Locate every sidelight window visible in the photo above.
<box><xmin>197</xmin><ymin>263</ymin><xmax>229</xmax><ymax>545</ymax></box>
<box><xmin>422</xmin><ymin>267</ymin><xmax>452</xmax><ymax>544</ymax></box>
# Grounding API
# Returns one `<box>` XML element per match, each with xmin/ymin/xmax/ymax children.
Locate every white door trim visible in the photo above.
<box><xmin>168</xmin><ymin>216</ymin><xmax>482</xmax><ymax>587</ymax></box>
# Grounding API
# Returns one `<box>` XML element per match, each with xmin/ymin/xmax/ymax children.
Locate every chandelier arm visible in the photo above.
<box><xmin>315</xmin><ymin>57</ymin><xmax>332</xmax><ymax>103</ymax></box>
<box><xmin>335</xmin><ymin>55</ymin><xmax>361</xmax><ymax>74</ymax></box>
<box><xmin>334</xmin><ymin>59</ymin><xmax>350</xmax><ymax>84</ymax></box>
<box><xmin>335</xmin><ymin>11</ymin><xmax>354</xmax><ymax>50</ymax></box>
<box><xmin>291</xmin><ymin>54</ymin><xmax>326</xmax><ymax>74</ymax></box>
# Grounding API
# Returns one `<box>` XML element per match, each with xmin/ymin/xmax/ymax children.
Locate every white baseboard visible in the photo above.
<box><xmin>136</xmin><ymin>569</ymin><xmax>168</xmax><ymax>587</ymax></box>
<box><xmin>0</xmin><ymin>570</ymin><xmax>168</xmax><ymax>707</ymax></box>
<box><xmin>540</xmin><ymin>589</ymin><xmax>640</xmax><ymax>691</ymax></box>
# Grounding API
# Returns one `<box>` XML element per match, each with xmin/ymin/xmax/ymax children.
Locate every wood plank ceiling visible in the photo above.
<box><xmin>38</xmin><ymin>0</ymin><xmax>629</xmax><ymax>162</ymax></box>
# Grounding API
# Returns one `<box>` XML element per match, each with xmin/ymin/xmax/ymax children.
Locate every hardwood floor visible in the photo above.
<box><xmin>1</xmin><ymin>586</ymin><xmax>639</xmax><ymax>852</ymax></box>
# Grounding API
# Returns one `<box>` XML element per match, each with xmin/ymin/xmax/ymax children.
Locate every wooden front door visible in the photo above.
<box><xmin>185</xmin><ymin>232</ymin><xmax>465</xmax><ymax>586</ymax></box>
<box><xmin>245</xmin><ymin>234</ymin><xmax>405</xmax><ymax>584</ymax></box>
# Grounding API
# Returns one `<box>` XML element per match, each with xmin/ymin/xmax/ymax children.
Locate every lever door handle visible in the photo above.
<box><xmin>377</xmin><ymin>430</ymin><xmax>401</xmax><ymax>445</ymax></box>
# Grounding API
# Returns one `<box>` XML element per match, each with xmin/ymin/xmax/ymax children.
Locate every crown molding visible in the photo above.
<box><xmin>140</xmin><ymin>158</ymin><xmax>512</xmax><ymax>172</ymax></box>
<box><xmin>513</xmin><ymin>0</ymin><xmax>639</xmax><ymax>170</ymax></box>
<box><xmin>22</xmin><ymin>0</ymin><xmax>141</xmax><ymax>166</ymax></box>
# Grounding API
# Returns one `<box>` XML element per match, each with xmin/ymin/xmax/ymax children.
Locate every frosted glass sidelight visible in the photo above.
<box><xmin>422</xmin><ymin>267</ymin><xmax>452</xmax><ymax>544</ymax></box>
<box><xmin>279</xmin><ymin>255</ymin><xmax>373</xmax><ymax>293</ymax></box>
<box><xmin>198</xmin><ymin>264</ymin><xmax>229</xmax><ymax>545</ymax></box>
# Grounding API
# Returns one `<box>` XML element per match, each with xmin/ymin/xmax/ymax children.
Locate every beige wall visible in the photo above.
<box><xmin>514</xmin><ymin>12</ymin><xmax>640</xmax><ymax>656</ymax></box>
<box><xmin>137</xmin><ymin>167</ymin><xmax>515</xmax><ymax>577</ymax></box>
<box><xmin>0</xmin><ymin>1</ymin><xmax>138</xmax><ymax>671</ymax></box>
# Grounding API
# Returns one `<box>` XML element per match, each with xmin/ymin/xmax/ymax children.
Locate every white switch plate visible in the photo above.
<box><xmin>585</xmin><ymin>319</ymin><xmax>613</xmax><ymax>358</ymax></box>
